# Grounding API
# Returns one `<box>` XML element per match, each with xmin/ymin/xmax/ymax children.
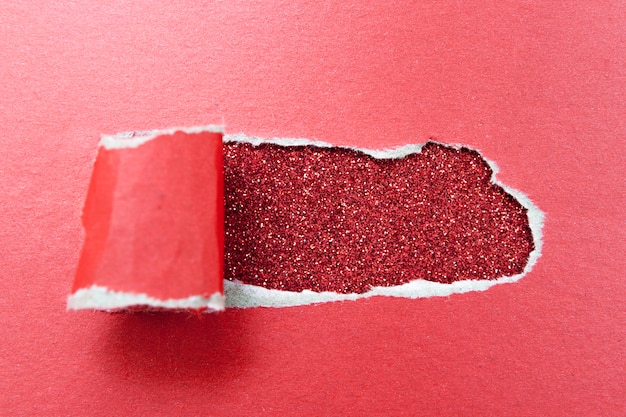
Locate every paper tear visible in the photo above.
<box><xmin>100</xmin><ymin>125</ymin><xmax>223</xmax><ymax>149</ymax></box>
<box><xmin>67</xmin><ymin>285</ymin><xmax>225</xmax><ymax>311</ymax></box>
<box><xmin>223</xmin><ymin>133</ymin><xmax>544</xmax><ymax>308</ymax></box>
<box><xmin>71</xmin><ymin>128</ymin><xmax>544</xmax><ymax>312</ymax></box>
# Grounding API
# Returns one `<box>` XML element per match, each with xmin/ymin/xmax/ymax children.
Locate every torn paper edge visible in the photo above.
<box><xmin>67</xmin><ymin>285</ymin><xmax>225</xmax><ymax>312</ymax></box>
<box><xmin>223</xmin><ymin>133</ymin><xmax>545</xmax><ymax>308</ymax></box>
<box><xmin>99</xmin><ymin>125</ymin><xmax>224</xmax><ymax>150</ymax></box>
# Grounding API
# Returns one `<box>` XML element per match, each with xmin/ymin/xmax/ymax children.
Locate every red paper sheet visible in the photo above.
<box><xmin>1</xmin><ymin>2</ymin><xmax>624</xmax><ymax>416</ymax></box>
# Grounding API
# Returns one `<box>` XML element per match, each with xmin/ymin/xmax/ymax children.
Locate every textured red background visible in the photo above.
<box><xmin>1</xmin><ymin>2</ymin><xmax>624</xmax><ymax>416</ymax></box>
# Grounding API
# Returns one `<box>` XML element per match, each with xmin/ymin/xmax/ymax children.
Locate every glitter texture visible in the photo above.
<box><xmin>224</xmin><ymin>141</ymin><xmax>535</xmax><ymax>294</ymax></box>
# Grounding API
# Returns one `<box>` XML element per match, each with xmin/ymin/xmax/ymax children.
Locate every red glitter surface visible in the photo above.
<box><xmin>224</xmin><ymin>141</ymin><xmax>534</xmax><ymax>294</ymax></box>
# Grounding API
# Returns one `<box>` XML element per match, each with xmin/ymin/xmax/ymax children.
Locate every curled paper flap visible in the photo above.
<box><xmin>69</xmin><ymin>127</ymin><xmax>224</xmax><ymax>312</ymax></box>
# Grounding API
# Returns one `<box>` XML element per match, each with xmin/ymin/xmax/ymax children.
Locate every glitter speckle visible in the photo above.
<box><xmin>224</xmin><ymin>141</ymin><xmax>534</xmax><ymax>294</ymax></box>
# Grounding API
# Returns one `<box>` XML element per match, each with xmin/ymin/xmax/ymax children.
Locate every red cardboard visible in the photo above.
<box><xmin>0</xmin><ymin>2</ymin><xmax>624</xmax><ymax>416</ymax></box>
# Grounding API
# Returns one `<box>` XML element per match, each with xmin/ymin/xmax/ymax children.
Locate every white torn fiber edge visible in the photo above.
<box><xmin>67</xmin><ymin>285</ymin><xmax>225</xmax><ymax>312</ymax></box>
<box><xmin>100</xmin><ymin>125</ymin><xmax>224</xmax><ymax>150</ymax></box>
<box><xmin>223</xmin><ymin>133</ymin><xmax>545</xmax><ymax>308</ymax></box>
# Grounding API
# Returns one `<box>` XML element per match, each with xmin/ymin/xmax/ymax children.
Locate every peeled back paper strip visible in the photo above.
<box><xmin>68</xmin><ymin>126</ymin><xmax>225</xmax><ymax>312</ymax></box>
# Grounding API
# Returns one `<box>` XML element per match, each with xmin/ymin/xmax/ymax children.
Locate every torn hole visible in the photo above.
<box><xmin>223</xmin><ymin>134</ymin><xmax>543</xmax><ymax>308</ymax></box>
